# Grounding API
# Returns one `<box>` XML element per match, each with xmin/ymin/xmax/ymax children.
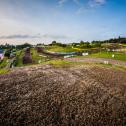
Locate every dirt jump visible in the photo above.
<box><xmin>0</xmin><ymin>64</ymin><xmax>126</xmax><ymax>125</ymax></box>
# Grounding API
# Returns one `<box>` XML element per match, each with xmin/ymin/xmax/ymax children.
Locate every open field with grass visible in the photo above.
<box><xmin>1</xmin><ymin>48</ymin><xmax>126</xmax><ymax>75</ymax></box>
<box><xmin>31</xmin><ymin>48</ymin><xmax>46</xmax><ymax>64</ymax></box>
<box><xmin>0</xmin><ymin>64</ymin><xmax>126</xmax><ymax>125</ymax></box>
<box><xmin>0</xmin><ymin>68</ymin><xmax>10</xmax><ymax>74</ymax></box>
<box><xmin>1</xmin><ymin>45</ymin><xmax>126</xmax><ymax>125</ymax></box>
<box><xmin>0</xmin><ymin>57</ymin><xmax>8</xmax><ymax>69</ymax></box>
<box><xmin>15</xmin><ymin>50</ymin><xmax>25</xmax><ymax>67</ymax></box>
<box><xmin>90</xmin><ymin>51</ymin><xmax>126</xmax><ymax>61</ymax></box>
<box><xmin>76</xmin><ymin>51</ymin><xmax>126</xmax><ymax>61</ymax></box>
<box><xmin>47</xmin><ymin>59</ymin><xmax>126</xmax><ymax>69</ymax></box>
<box><xmin>44</xmin><ymin>45</ymin><xmax>78</xmax><ymax>53</ymax></box>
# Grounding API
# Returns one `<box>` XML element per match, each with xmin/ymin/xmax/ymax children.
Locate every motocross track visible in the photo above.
<box><xmin>68</xmin><ymin>57</ymin><xmax>126</xmax><ymax>68</ymax></box>
<box><xmin>0</xmin><ymin>64</ymin><xmax>126</xmax><ymax>126</ymax></box>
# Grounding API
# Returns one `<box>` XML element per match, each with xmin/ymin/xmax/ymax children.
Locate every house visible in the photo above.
<box><xmin>0</xmin><ymin>49</ymin><xmax>4</xmax><ymax>60</ymax></box>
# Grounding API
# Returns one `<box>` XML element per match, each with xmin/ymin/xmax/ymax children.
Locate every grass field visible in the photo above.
<box><xmin>0</xmin><ymin>57</ymin><xmax>10</xmax><ymax>74</ymax></box>
<box><xmin>76</xmin><ymin>51</ymin><xmax>126</xmax><ymax>61</ymax></box>
<box><xmin>1</xmin><ymin>47</ymin><xmax>126</xmax><ymax>74</ymax></box>
<box><xmin>120</xmin><ymin>44</ymin><xmax>126</xmax><ymax>47</ymax></box>
<box><xmin>0</xmin><ymin>68</ymin><xmax>10</xmax><ymax>74</ymax></box>
<box><xmin>43</xmin><ymin>59</ymin><xmax>126</xmax><ymax>70</ymax></box>
<box><xmin>15</xmin><ymin>50</ymin><xmax>25</xmax><ymax>67</ymax></box>
<box><xmin>31</xmin><ymin>48</ymin><xmax>46</xmax><ymax>64</ymax></box>
<box><xmin>44</xmin><ymin>45</ymin><xmax>78</xmax><ymax>53</ymax></box>
<box><xmin>42</xmin><ymin>59</ymin><xmax>89</xmax><ymax>67</ymax></box>
<box><xmin>90</xmin><ymin>51</ymin><xmax>126</xmax><ymax>61</ymax></box>
<box><xmin>15</xmin><ymin>48</ymin><xmax>49</xmax><ymax>67</ymax></box>
<box><xmin>0</xmin><ymin>57</ymin><xmax>8</xmax><ymax>69</ymax></box>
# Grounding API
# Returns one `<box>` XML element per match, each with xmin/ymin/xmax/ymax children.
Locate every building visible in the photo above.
<box><xmin>0</xmin><ymin>49</ymin><xmax>4</xmax><ymax>60</ymax></box>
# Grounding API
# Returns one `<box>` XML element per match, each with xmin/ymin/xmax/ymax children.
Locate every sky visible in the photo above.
<box><xmin>0</xmin><ymin>0</ymin><xmax>126</xmax><ymax>44</ymax></box>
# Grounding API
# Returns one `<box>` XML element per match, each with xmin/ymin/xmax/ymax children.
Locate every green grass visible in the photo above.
<box><xmin>76</xmin><ymin>51</ymin><xmax>126</xmax><ymax>61</ymax></box>
<box><xmin>44</xmin><ymin>45</ymin><xmax>78</xmax><ymax>53</ymax></box>
<box><xmin>15</xmin><ymin>50</ymin><xmax>25</xmax><ymax>67</ymax></box>
<box><xmin>15</xmin><ymin>48</ymin><xmax>49</xmax><ymax>67</ymax></box>
<box><xmin>41</xmin><ymin>59</ymin><xmax>126</xmax><ymax>72</ymax></box>
<box><xmin>0</xmin><ymin>57</ymin><xmax>8</xmax><ymax>69</ymax></box>
<box><xmin>0</xmin><ymin>68</ymin><xmax>10</xmax><ymax>74</ymax></box>
<box><xmin>42</xmin><ymin>59</ymin><xmax>89</xmax><ymax>67</ymax></box>
<box><xmin>31</xmin><ymin>48</ymin><xmax>46</xmax><ymax>64</ymax></box>
<box><xmin>90</xmin><ymin>51</ymin><xmax>126</xmax><ymax>61</ymax></box>
<box><xmin>119</xmin><ymin>44</ymin><xmax>126</xmax><ymax>47</ymax></box>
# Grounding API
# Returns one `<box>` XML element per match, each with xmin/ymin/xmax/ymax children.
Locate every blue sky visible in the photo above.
<box><xmin>0</xmin><ymin>0</ymin><xmax>126</xmax><ymax>44</ymax></box>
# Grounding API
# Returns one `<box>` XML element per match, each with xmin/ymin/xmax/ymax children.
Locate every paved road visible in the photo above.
<box><xmin>68</xmin><ymin>57</ymin><xmax>126</xmax><ymax>67</ymax></box>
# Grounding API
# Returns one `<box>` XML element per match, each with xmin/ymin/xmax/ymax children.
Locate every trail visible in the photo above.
<box><xmin>68</xmin><ymin>57</ymin><xmax>126</xmax><ymax>67</ymax></box>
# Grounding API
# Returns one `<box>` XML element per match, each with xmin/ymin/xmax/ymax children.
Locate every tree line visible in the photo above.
<box><xmin>0</xmin><ymin>37</ymin><xmax>126</xmax><ymax>50</ymax></box>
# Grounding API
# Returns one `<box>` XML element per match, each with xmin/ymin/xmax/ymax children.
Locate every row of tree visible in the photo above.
<box><xmin>0</xmin><ymin>43</ymin><xmax>32</xmax><ymax>50</ymax></box>
<box><xmin>0</xmin><ymin>37</ymin><xmax>126</xmax><ymax>50</ymax></box>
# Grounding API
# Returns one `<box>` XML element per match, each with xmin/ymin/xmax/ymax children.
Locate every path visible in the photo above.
<box><xmin>68</xmin><ymin>57</ymin><xmax>126</xmax><ymax>67</ymax></box>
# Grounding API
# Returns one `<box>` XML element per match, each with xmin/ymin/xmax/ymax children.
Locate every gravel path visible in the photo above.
<box><xmin>68</xmin><ymin>57</ymin><xmax>126</xmax><ymax>67</ymax></box>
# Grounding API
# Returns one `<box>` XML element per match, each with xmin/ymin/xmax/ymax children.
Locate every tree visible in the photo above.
<box><xmin>4</xmin><ymin>49</ymin><xmax>11</xmax><ymax>58</ymax></box>
<box><xmin>79</xmin><ymin>41</ymin><xmax>91</xmax><ymax>48</ymax></box>
<box><xmin>51</xmin><ymin>41</ymin><xmax>57</xmax><ymax>45</ymax></box>
<box><xmin>16</xmin><ymin>43</ymin><xmax>32</xmax><ymax>49</ymax></box>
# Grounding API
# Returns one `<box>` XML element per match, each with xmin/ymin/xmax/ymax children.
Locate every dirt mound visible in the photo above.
<box><xmin>0</xmin><ymin>65</ymin><xmax>126</xmax><ymax>126</ymax></box>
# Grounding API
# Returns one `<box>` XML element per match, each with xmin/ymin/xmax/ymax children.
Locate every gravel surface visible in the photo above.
<box><xmin>0</xmin><ymin>65</ymin><xmax>126</xmax><ymax>126</ymax></box>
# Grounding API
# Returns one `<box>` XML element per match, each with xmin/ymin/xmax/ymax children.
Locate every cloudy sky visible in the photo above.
<box><xmin>0</xmin><ymin>0</ymin><xmax>126</xmax><ymax>44</ymax></box>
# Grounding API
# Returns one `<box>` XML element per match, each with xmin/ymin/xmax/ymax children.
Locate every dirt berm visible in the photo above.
<box><xmin>0</xmin><ymin>65</ymin><xmax>126</xmax><ymax>126</ymax></box>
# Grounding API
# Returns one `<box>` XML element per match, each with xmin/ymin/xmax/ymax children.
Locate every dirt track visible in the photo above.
<box><xmin>0</xmin><ymin>65</ymin><xmax>126</xmax><ymax>125</ymax></box>
<box><xmin>68</xmin><ymin>57</ymin><xmax>126</xmax><ymax>67</ymax></box>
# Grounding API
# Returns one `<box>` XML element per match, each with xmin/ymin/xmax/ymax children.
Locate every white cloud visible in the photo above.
<box><xmin>59</xmin><ymin>0</ymin><xmax>106</xmax><ymax>8</ymax></box>
<box><xmin>0</xmin><ymin>34</ymin><xmax>70</xmax><ymax>40</ymax></box>
<box><xmin>43</xmin><ymin>34</ymin><xmax>70</xmax><ymax>39</ymax></box>
<box><xmin>58</xmin><ymin>0</ymin><xmax>68</xmax><ymax>6</ymax></box>
<box><xmin>76</xmin><ymin>0</ymin><xmax>107</xmax><ymax>14</ymax></box>
<box><xmin>94</xmin><ymin>0</ymin><xmax>106</xmax><ymax>5</ymax></box>
<box><xmin>89</xmin><ymin>0</ymin><xmax>106</xmax><ymax>7</ymax></box>
<box><xmin>0</xmin><ymin>34</ymin><xmax>41</xmax><ymax>39</ymax></box>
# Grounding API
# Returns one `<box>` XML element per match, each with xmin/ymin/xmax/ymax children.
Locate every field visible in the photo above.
<box><xmin>76</xmin><ymin>51</ymin><xmax>126</xmax><ymax>61</ymax></box>
<box><xmin>0</xmin><ymin>57</ymin><xmax>8</xmax><ymax>69</ymax></box>
<box><xmin>90</xmin><ymin>51</ymin><xmax>126</xmax><ymax>61</ymax></box>
<box><xmin>44</xmin><ymin>45</ymin><xmax>78</xmax><ymax>53</ymax></box>
<box><xmin>0</xmin><ymin>58</ymin><xmax>9</xmax><ymax>74</ymax></box>
<box><xmin>1</xmin><ymin>43</ymin><xmax>126</xmax><ymax>71</ymax></box>
<box><xmin>31</xmin><ymin>48</ymin><xmax>47</xmax><ymax>64</ymax></box>
<box><xmin>0</xmin><ymin>45</ymin><xmax>126</xmax><ymax>125</ymax></box>
<box><xmin>15</xmin><ymin>48</ymin><xmax>46</xmax><ymax>67</ymax></box>
<box><xmin>15</xmin><ymin>50</ymin><xmax>25</xmax><ymax>67</ymax></box>
<box><xmin>44</xmin><ymin>45</ymin><xmax>126</xmax><ymax>62</ymax></box>
<box><xmin>0</xmin><ymin>64</ymin><xmax>126</xmax><ymax>125</ymax></box>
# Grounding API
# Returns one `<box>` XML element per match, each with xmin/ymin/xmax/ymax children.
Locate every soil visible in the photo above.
<box><xmin>0</xmin><ymin>64</ymin><xmax>126</xmax><ymax>126</ymax></box>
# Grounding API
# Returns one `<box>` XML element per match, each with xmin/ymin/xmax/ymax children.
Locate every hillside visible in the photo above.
<box><xmin>0</xmin><ymin>64</ymin><xmax>126</xmax><ymax>125</ymax></box>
